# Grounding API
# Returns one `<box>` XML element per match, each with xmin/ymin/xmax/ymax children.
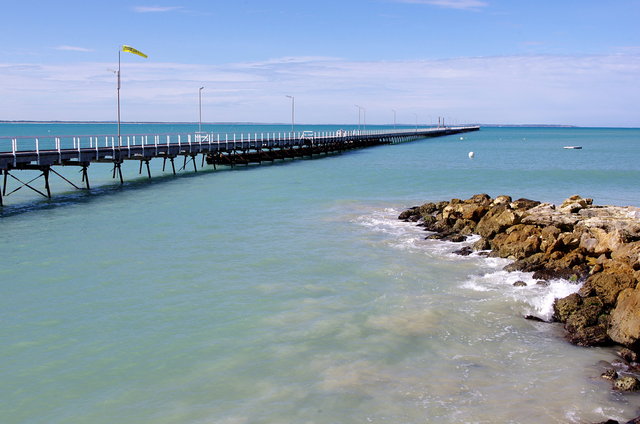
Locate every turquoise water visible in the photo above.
<box><xmin>1</xmin><ymin>124</ymin><xmax>640</xmax><ymax>423</ymax></box>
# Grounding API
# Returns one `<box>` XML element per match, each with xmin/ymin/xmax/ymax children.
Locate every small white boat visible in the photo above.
<box><xmin>563</xmin><ymin>146</ymin><xmax>582</xmax><ymax>149</ymax></box>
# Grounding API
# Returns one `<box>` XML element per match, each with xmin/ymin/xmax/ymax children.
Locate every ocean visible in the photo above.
<box><xmin>1</xmin><ymin>123</ymin><xmax>639</xmax><ymax>423</ymax></box>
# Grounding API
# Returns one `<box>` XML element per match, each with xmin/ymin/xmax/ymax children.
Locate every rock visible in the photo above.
<box><xmin>472</xmin><ymin>237</ymin><xmax>491</xmax><ymax>251</ymax></box>
<box><xmin>532</xmin><ymin>267</ymin><xmax>579</xmax><ymax>281</ymax></box>
<box><xmin>549</xmin><ymin>249</ymin><xmax>586</xmax><ymax>272</ymax></box>
<box><xmin>579</xmin><ymin>226</ymin><xmax>629</xmax><ymax>255</ymax></box>
<box><xmin>524</xmin><ymin>314</ymin><xmax>546</xmax><ymax>322</ymax></box>
<box><xmin>510</xmin><ymin>198</ymin><xmax>542</xmax><ymax>210</ymax></box>
<box><xmin>560</xmin><ymin>194</ymin><xmax>592</xmax><ymax>213</ymax></box>
<box><xmin>419</xmin><ymin>215</ymin><xmax>438</xmax><ymax>227</ymax></box>
<box><xmin>417</xmin><ymin>202</ymin><xmax>439</xmax><ymax>217</ymax></box>
<box><xmin>491</xmin><ymin>224</ymin><xmax>542</xmax><ymax>260</ymax></box>
<box><xmin>513</xmin><ymin>280</ymin><xmax>527</xmax><ymax>287</ymax></box>
<box><xmin>503</xmin><ymin>253</ymin><xmax>546</xmax><ymax>273</ymax></box>
<box><xmin>553</xmin><ymin>294</ymin><xmax>607</xmax><ymax>345</ymax></box>
<box><xmin>558</xmin><ymin>231</ymin><xmax>582</xmax><ymax>251</ymax></box>
<box><xmin>475</xmin><ymin>205</ymin><xmax>520</xmax><ymax>239</ymax></box>
<box><xmin>427</xmin><ymin>219</ymin><xmax>456</xmax><ymax>234</ymax></box>
<box><xmin>536</xmin><ymin>280</ymin><xmax>550</xmax><ymax>286</ymax></box>
<box><xmin>443</xmin><ymin>234</ymin><xmax>467</xmax><ymax>243</ymax></box>
<box><xmin>442</xmin><ymin>201</ymin><xmax>489</xmax><ymax>222</ymax></box>
<box><xmin>566</xmin><ymin>323</ymin><xmax>609</xmax><ymax>346</ymax></box>
<box><xmin>601</xmin><ymin>368</ymin><xmax>618</xmax><ymax>380</ymax></box>
<box><xmin>490</xmin><ymin>195</ymin><xmax>512</xmax><ymax>207</ymax></box>
<box><xmin>611</xmin><ymin>241</ymin><xmax>640</xmax><ymax>270</ymax></box>
<box><xmin>577</xmin><ymin>212</ymin><xmax>640</xmax><ymax>255</ymax></box>
<box><xmin>540</xmin><ymin>226</ymin><xmax>561</xmax><ymax>253</ymax></box>
<box><xmin>451</xmin><ymin>218</ymin><xmax>477</xmax><ymax>235</ymax></box>
<box><xmin>468</xmin><ymin>193</ymin><xmax>492</xmax><ymax>204</ymax></box>
<box><xmin>579</xmin><ymin>266</ymin><xmax>637</xmax><ymax>306</ymax></box>
<box><xmin>564</xmin><ymin>296</ymin><xmax>604</xmax><ymax>333</ymax></box>
<box><xmin>553</xmin><ymin>293</ymin><xmax>581</xmax><ymax>323</ymax></box>
<box><xmin>609</xmin><ymin>288</ymin><xmax>640</xmax><ymax>349</ymax></box>
<box><xmin>614</xmin><ymin>376</ymin><xmax>640</xmax><ymax>391</ymax></box>
<box><xmin>619</xmin><ymin>348</ymin><xmax>639</xmax><ymax>363</ymax></box>
<box><xmin>398</xmin><ymin>207</ymin><xmax>419</xmax><ymax>221</ymax></box>
<box><xmin>453</xmin><ymin>246</ymin><xmax>473</xmax><ymax>256</ymax></box>
<box><xmin>521</xmin><ymin>203</ymin><xmax>579</xmax><ymax>231</ymax></box>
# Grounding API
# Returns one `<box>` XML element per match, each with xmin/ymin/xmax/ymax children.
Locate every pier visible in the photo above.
<box><xmin>0</xmin><ymin>126</ymin><xmax>479</xmax><ymax>206</ymax></box>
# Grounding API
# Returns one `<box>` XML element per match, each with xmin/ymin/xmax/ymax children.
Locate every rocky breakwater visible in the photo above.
<box><xmin>399</xmin><ymin>194</ymin><xmax>640</xmax><ymax>396</ymax></box>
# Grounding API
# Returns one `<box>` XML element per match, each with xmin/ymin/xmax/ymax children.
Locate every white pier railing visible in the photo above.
<box><xmin>0</xmin><ymin>127</ymin><xmax>470</xmax><ymax>154</ymax></box>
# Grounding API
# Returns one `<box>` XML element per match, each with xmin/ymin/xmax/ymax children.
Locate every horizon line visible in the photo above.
<box><xmin>1</xmin><ymin>120</ymin><xmax>632</xmax><ymax>129</ymax></box>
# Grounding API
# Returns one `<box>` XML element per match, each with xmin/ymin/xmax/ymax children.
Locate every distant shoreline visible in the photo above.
<box><xmin>3</xmin><ymin>121</ymin><xmax>640</xmax><ymax>129</ymax></box>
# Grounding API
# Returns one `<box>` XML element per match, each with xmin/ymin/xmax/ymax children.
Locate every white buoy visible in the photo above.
<box><xmin>460</xmin><ymin>136</ymin><xmax>464</xmax><ymax>140</ymax></box>
<box><xmin>468</xmin><ymin>151</ymin><xmax>475</xmax><ymax>159</ymax></box>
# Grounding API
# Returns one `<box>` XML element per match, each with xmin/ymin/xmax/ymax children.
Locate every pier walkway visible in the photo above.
<box><xmin>0</xmin><ymin>126</ymin><xmax>479</xmax><ymax>206</ymax></box>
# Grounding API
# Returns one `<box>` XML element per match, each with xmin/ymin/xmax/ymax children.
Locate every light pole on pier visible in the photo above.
<box><xmin>362</xmin><ymin>107</ymin><xmax>366</xmax><ymax>131</ymax></box>
<box><xmin>117</xmin><ymin>52</ymin><xmax>121</xmax><ymax>146</ymax></box>
<box><xmin>414</xmin><ymin>113</ymin><xmax>418</xmax><ymax>133</ymax></box>
<box><xmin>355</xmin><ymin>105</ymin><xmax>362</xmax><ymax>133</ymax></box>
<box><xmin>285</xmin><ymin>95</ymin><xmax>295</xmax><ymax>134</ymax></box>
<box><xmin>198</xmin><ymin>86</ymin><xmax>205</xmax><ymax>133</ymax></box>
<box><xmin>392</xmin><ymin>109</ymin><xmax>396</xmax><ymax>129</ymax></box>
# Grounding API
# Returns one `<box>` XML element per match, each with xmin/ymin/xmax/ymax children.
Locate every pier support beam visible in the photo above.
<box><xmin>179</xmin><ymin>155</ymin><xmax>198</xmax><ymax>172</ymax></box>
<box><xmin>1</xmin><ymin>166</ymin><xmax>51</xmax><ymax>200</ymax></box>
<box><xmin>112</xmin><ymin>162</ymin><xmax>124</xmax><ymax>184</ymax></box>
<box><xmin>43</xmin><ymin>167</ymin><xmax>51</xmax><ymax>199</ymax></box>
<box><xmin>144</xmin><ymin>160</ymin><xmax>151</xmax><ymax>179</ymax></box>
<box><xmin>49</xmin><ymin>166</ymin><xmax>86</xmax><ymax>191</ymax></box>
<box><xmin>82</xmin><ymin>165</ymin><xmax>90</xmax><ymax>190</ymax></box>
<box><xmin>162</xmin><ymin>157</ymin><xmax>177</xmax><ymax>175</ymax></box>
<box><xmin>0</xmin><ymin>163</ymin><xmax>93</xmax><ymax>205</ymax></box>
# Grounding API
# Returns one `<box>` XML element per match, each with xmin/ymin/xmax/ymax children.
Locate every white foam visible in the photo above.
<box><xmin>355</xmin><ymin>207</ymin><xmax>583</xmax><ymax>321</ymax></box>
<box><xmin>354</xmin><ymin>208</ymin><xmax>420</xmax><ymax>239</ymax></box>
<box><xmin>353</xmin><ymin>207</ymin><xmax>484</xmax><ymax>259</ymax></box>
<box><xmin>463</xmin><ymin>269</ymin><xmax>582</xmax><ymax>321</ymax></box>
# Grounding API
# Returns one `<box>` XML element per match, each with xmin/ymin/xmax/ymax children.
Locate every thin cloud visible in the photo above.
<box><xmin>133</xmin><ymin>6</ymin><xmax>182</xmax><ymax>13</ymax></box>
<box><xmin>54</xmin><ymin>45</ymin><xmax>93</xmax><ymax>52</ymax></box>
<box><xmin>1</xmin><ymin>54</ymin><xmax>639</xmax><ymax>126</ymax></box>
<box><xmin>395</xmin><ymin>0</ymin><xmax>488</xmax><ymax>10</ymax></box>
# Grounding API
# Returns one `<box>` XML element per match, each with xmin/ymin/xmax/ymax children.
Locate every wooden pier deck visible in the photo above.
<box><xmin>0</xmin><ymin>126</ymin><xmax>479</xmax><ymax>205</ymax></box>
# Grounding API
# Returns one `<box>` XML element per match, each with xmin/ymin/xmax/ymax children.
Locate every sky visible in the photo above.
<box><xmin>0</xmin><ymin>0</ymin><xmax>639</xmax><ymax>127</ymax></box>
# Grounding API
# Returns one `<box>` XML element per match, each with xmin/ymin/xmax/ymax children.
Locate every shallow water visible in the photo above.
<box><xmin>1</xmin><ymin>124</ymin><xmax>640</xmax><ymax>423</ymax></box>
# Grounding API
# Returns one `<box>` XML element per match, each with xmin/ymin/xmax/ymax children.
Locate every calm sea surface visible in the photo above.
<box><xmin>1</xmin><ymin>124</ymin><xmax>640</xmax><ymax>423</ymax></box>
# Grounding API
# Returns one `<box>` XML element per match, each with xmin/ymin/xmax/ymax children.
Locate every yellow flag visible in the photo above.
<box><xmin>122</xmin><ymin>45</ymin><xmax>148</xmax><ymax>58</ymax></box>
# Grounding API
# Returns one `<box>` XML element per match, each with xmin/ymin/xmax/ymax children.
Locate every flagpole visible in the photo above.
<box><xmin>117</xmin><ymin>47</ymin><xmax>121</xmax><ymax>147</ymax></box>
<box><xmin>117</xmin><ymin>45</ymin><xmax>147</xmax><ymax>147</ymax></box>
